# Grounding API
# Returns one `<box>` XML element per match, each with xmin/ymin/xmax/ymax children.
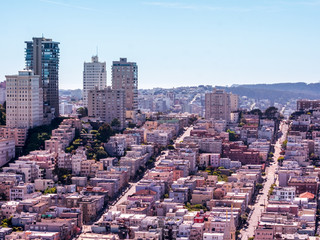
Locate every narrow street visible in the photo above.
<box><xmin>240</xmin><ymin>121</ymin><xmax>288</xmax><ymax>240</ymax></box>
<box><xmin>81</xmin><ymin>125</ymin><xmax>194</xmax><ymax>231</ymax></box>
<box><xmin>107</xmin><ymin>125</ymin><xmax>193</xmax><ymax>213</ymax></box>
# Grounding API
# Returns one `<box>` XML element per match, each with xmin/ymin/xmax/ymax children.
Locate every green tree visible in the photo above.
<box><xmin>44</xmin><ymin>187</ymin><xmax>57</xmax><ymax>194</ymax></box>
<box><xmin>227</xmin><ymin>129</ymin><xmax>238</xmax><ymax>141</ymax></box>
<box><xmin>96</xmin><ymin>149</ymin><xmax>108</xmax><ymax>160</ymax></box>
<box><xmin>1</xmin><ymin>217</ymin><xmax>12</xmax><ymax>228</ymax></box>
<box><xmin>282</xmin><ymin>140</ymin><xmax>288</xmax><ymax>149</ymax></box>
<box><xmin>167</xmin><ymin>145</ymin><xmax>175</xmax><ymax>150</ymax></box>
<box><xmin>111</xmin><ymin>118</ymin><xmax>121</xmax><ymax>128</ymax></box>
<box><xmin>53</xmin><ymin>167</ymin><xmax>72</xmax><ymax>184</ymax></box>
<box><xmin>0</xmin><ymin>103</ymin><xmax>6</xmax><ymax>126</ymax></box>
<box><xmin>264</xmin><ymin>106</ymin><xmax>278</xmax><ymax>119</ymax></box>
<box><xmin>249</xmin><ymin>108</ymin><xmax>263</xmax><ymax>117</ymax></box>
<box><xmin>76</xmin><ymin>107</ymin><xmax>88</xmax><ymax>118</ymax></box>
<box><xmin>23</xmin><ymin>117</ymin><xmax>66</xmax><ymax>154</ymax></box>
<box><xmin>97</xmin><ymin>123</ymin><xmax>113</xmax><ymax>142</ymax></box>
<box><xmin>278</xmin><ymin>156</ymin><xmax>284</xmax><ymax>166</ymax></box>
<box><xmin>128</xmin><ymin>122</ymin><xmax>137</xmax><ymax>128</ymax></box>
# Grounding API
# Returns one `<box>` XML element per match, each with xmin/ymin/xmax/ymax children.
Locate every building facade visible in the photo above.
<box><xmin>297</xmin><ymin>99</ymin><xmax>320</xmax><ymax>111</ymax></box>
<box><xmin>229</xmin><ymin>93</ymin><xmax>239</xmax><ymax>112</ymax></box>
<box><xmin>25</xmin><ymin>37</ymin><xmax>60</xmax><ymax>117</ymax></box>
<box><xmin>112</xmin><ymin>58</ymin><xmax>138</xmax><ymax>111</ymax></box>
<box><xmin>0</xmin><ymin>127</ymin><xmax>27</xmax><ymax>147</ymax></box>
<box><xmin>88</xmin><ymin>87</ymin><xmax>125</xmax><ymax>128</ymax></box>
<box><xmin>83</xmin><ymin>56</ymin><xmax>107</xmax><ymax>107</ymax></box>
<box><xmin>0</xmin><ymin>138</ymin><xmax>15</xmax><ymax>167</ymax></box>
<box><xmin>6</xmin><ymin>70</ymin><xmax>43</xmax><ymax>129</ymax></box>
<box><xmin>205</xmin><ymin>89</ymin><xmax>237</xmax><ymax>121</ymax></box>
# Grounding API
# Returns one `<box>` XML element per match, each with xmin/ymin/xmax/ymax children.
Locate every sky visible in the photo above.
<box><xmin>1</xmin><ymin>0</ymin><xmax>320</xmax><ymax>89</ymax></box>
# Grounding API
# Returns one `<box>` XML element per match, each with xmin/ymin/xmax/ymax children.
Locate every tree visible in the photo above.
<box><xmin>44</xmin><ymin>187</ymin><xmax>57</xmax><ymax>194</ymax></box>
<box><xmin>96</xmin><ymin>149</ymin><xmax>108</xmax><ymax>160</ymax></box>
<box><xmin>249</xmin><ymin>108</ymin><xmax>262</xmax><ymax>117</ymax></box>
<box><xmin>53</xmin><ymin>167</ymin><xmax>72</xmax><ymax>184</ymax></box>
<box><xmin>281</xmin><ymin>140</ymin><xmax>288</xmax><ymax>150</ymax></box>
<box><xmin>23</xmin><ymin>117</ymin><xmax>66</xmax><ymax>154</ymax></box>
<box><xmin>213</xmin><ymin>189</ymin><xmax>224</xmax><ymax>199</ymax></box>
<box><xmin>188</xmin><ymin>116</ymin><xmax>198</xmax><ymax>125</ymax></box>
<box><xmin>256</xmin><ymin>183</ymin><xmax>263</xmax><ymax>190</ymax></box>
<box><xmin>264</xmin><ymin>106</ymin><xmax>278</xmax><ymax>119</ymax></box>
<box><xmin>278</xmin><ymin>156</ymin><xmax>284</xmax><ymax>166</ymax></box>
<box><xmin>97</xmin><ymin>123</ymin><xmax>113</xmax><ymax>142</ymax></box>
<box><xmin>0</xmin><ymin>103</ymin><xmax>6</xmax><ymax>126</ymax></box>
<box><xmin>76</xmin><ymin>107</ymin><xmax>88</xmax><ymax>118</ymax></box>
<box><xmin>227</xmin><ymin>129</ymin><xmax>238</xmax><ymax>141</ymax></box>
<box><xmin>128</xmin><ymin>122</ymin><xmax>137</xmax><ymax>128</ymax></box>
<box><xmin>111</xmin><ymin>118</ymin><xmax>121</xmax><ymax>128</ymax></box>
<box><xmin>167</xmin><ymin>145</ymin><xmax>175</xmax><ymax>150</ymax></box>
<box><xmin>1</xmin><ymin>217</ymin><xmax>12</xmax><ymax>228</ymax></box>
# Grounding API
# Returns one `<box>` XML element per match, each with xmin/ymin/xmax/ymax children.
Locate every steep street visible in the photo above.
<box><xmin>86</xmin><ymin>125</ymin><xmax>194</xmax><ymax>226</ymax></box>
<box><xmin>240</xmin><ymin>121</ymin><xmax>288</xmax><ymax>240</ymax></box>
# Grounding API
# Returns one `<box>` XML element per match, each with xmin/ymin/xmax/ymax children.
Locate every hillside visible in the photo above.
<box><xmin>217</xmin><ymin>82</ymin><xmax>320</xmax><ymax>103</ymax></box>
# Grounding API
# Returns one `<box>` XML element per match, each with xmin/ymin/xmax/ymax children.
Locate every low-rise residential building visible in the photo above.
<box><xmin>0</xmin><ymin>138</ymin><xmax>15</xmax><ymax>167</ymax></box>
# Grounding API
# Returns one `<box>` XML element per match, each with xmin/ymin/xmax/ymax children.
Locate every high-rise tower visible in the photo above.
<box><xmin>83</xmin><ymin>55</ymin><xmax>106</xmax><ymax>107</ymax></box>
<box><xmin>112</xmin><ymin>58</ymin><xmax>138</xmax><ymax>111</ymax></box>
<box><xmin>205</xmin><ymin>89</ymin><xmax>239</xmax><ymax>121</ymax></box>
<box><xmin>6</xmin><ymin>70</ymin><xmax>43</xmax><ymax>129</ymax></box>
<box><xmin>25</xmin><ymin>37</ymin><xmax>60</xmax><ymax>117</ymax></box>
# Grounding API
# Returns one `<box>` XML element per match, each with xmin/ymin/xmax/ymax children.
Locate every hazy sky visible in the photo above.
<box><xmin>1</xmin><ymin>0</ymin><xmax>320</xmax><ymax>89</ymax></box>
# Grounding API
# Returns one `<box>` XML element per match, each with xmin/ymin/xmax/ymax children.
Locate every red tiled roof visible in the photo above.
<box><xmin>299</xmin><ymin>192</ymin><xmax>315</xmax><ymax>199</ymax></box>
<box><xmin>134</xmin><ymin>189</ymin><xmax>157</xmax><ymax>196</ymax></box>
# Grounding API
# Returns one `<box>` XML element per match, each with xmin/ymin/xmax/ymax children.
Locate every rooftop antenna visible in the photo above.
<box><xmin>96</xmin><ymin>46</ymin><xmax>98</xmax><ymax>57</ymax></box>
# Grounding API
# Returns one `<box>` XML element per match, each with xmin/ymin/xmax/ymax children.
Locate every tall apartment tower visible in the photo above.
<box><xmin>83</xmin><ymin>55</ymin><xmax>106</xmax><ymax>107</ymax></box>
<box><xmin>25</xmin><ymin>37</ymin><xmax>60</xmax><ymax>117</ymax></box>
<box><xmin>87</xmin><ymin>87</ymin><xmax>125</xmax><ymax>129</ymax></box>
<box><xmin>229</xmin><ymin>93</ymin><xmax>239</xmax><ymax>112</ymax></box>
<box><xmin>205</xmin><ymin>89</ymin><xmax>237</xmax><ymax>121</ymax></box>
<box><xmin>5</xmin><ymin>70</ymin><xmax>43</xmax><ymax>129</ymax></box>
<box><xmin>112</xmin><ymin>58</ymin><xmax>138</xmax><ymax>111</ymax></box>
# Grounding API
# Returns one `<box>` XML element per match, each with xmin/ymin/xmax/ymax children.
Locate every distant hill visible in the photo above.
<box><xmin>59</xmin><ymin>89</ymin><xmax>82</xmax><ymax>100</ymax></box>
<box><xmin>217</xmin><ymin>82</ymin><xmax>320</xmax><ymax>103</ymax></box>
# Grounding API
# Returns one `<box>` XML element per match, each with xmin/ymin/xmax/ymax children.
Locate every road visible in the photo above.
<box><xmin>174</xmin><ymin>126</ymin><xmax>193</xmax><ymax>147</ymax></box>
<box><xmin>240</xmin><ymin>121</ymin><xmax>288</xmax><ymax>240</ymax></box>
<box><xmin>100</xmin><ymin>125</ymin><xmax>194</xmax><ymax>217</ymax></box>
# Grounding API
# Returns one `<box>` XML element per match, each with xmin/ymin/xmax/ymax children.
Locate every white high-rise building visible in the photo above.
<box><xmin>6</xmin><ymin>70</ymin><xmax>43</xmax><ymax>128</ymax></box>
<box><xmin>83</xmin><ymin>56</ymin><xmax>106</xmax><ymax>107</ymax></box>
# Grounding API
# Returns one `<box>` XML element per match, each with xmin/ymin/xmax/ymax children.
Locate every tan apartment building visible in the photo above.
<box><xmin>88</xmin><ymin>87</ymin><xmax>125</xmax><ymax>128</ymax></box>
<box><xmin>112</xmin><ymin>58</ymin><xmax>138</xmax><ymax>111</ymax></box>
<box><xmin>6</xmin><ymin>70</ymin><xmax>43</xmax><ymax>129</ymax></box>
<box><xmin>205</xmin><ymin>88</ymin><xmax>238</xmax><ymax>121</ymax></box>
<box><xmin>0</xmin><ymin>127</ymin><xmax>27</xmax><ymax>147</ymax></box>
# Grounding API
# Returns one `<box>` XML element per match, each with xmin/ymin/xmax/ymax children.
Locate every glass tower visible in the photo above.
<box><xmin>25</xmin><ymin>37</ymin><xmax>60</xmax><ymax>117</ymax></box>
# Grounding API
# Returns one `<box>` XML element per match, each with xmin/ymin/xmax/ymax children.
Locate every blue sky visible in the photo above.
<box><xmin>1</xmin><ymin>0</ymin><xmax>320</xmax><ymax>89</ymax></box>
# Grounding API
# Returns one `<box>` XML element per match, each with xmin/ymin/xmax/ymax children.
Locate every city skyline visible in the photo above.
<box><xmin>1</xmin><ymin>0</ymin><xmax>320</xmax><ymax>90</ymax></box>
